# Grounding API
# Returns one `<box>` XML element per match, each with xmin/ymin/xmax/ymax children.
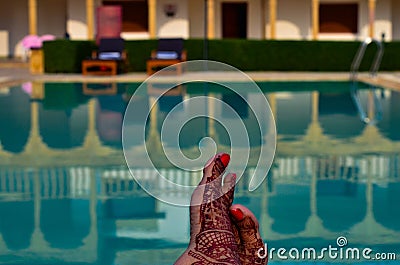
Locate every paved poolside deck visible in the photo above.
<box><xmin>1</xmin><ymin>61</ymin><xmax>400</xmax><ymax>91</ymax></box>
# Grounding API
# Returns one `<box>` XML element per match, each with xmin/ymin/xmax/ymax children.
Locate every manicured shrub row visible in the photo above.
<box><xmin>43</xmin><ymin>40</ymin><xmax>97</xmax><ymax>73</ymax></box>
<box><xmin>43</xmin><ymin>39</ymin><xmax>400</xmax><ymax>73</ymax></box>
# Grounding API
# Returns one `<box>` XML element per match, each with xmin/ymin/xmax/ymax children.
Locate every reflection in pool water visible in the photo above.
<box><xmin>0</xmin><ymin>81</ymin><xmax>399</xmax><ymax>264</ymax></box>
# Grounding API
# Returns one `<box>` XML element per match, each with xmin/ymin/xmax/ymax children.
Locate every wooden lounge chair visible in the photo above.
<box><xmin>146</xmin><ymin>38</ymin><xmax>186</xmax><ymax>75</ymax></box>
<box><xmin>82</xmin><ymin>82</ymin><xmax>118</xmax><ymax>95</ymax></box>
<box><xmin>82</xmin><ymin>37</ymin><xmax>128</xmax><ymax>75</ymax></box>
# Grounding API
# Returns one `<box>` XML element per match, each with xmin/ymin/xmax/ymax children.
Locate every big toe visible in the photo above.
<box><xmin>201</xmin><ymin>152</ymin><xmax>230</xmax><ymax>185</ymax></box>
<box><xmin>229</xmin><ymin>204</ymin><xmax>267</xmax><ymax>265</ymax></box>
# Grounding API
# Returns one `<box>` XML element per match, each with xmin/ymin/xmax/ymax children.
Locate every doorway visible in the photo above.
<box><xmin>222</xmin><ymin>2</ymin><xmax>247</xmax><ymax>38</ymax></box>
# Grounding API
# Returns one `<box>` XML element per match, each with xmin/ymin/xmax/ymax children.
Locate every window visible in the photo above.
<box><xmin>222</xmin><ymin>2</ymin><xmax>248</xmax><ymax>38</ymax></box>
<box><xmin>319</xmin><ymin>3</ymin><xmax>358</xmax><ymax>33</ymax></box>
<box><xmin>103</xmin><ymin>0</ymin><xmax>148</xmax><ymax>32</ymax></box>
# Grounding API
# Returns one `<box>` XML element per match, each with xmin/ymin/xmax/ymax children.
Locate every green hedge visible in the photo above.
<box><xmin>43</xmin><ymin>39</ymin><xmax>400</xmax><ymax>73</ymax></box>
<box><xmin>43</xmin><ymin>40</ymin><xmax>97</xmax><ymax>73</ymax></box>
<box><xmin>43</xmin><ymin>83</ymin><xmax>90</xmax><ymax>109</ymax></box>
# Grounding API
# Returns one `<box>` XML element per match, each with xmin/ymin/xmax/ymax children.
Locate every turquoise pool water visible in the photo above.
<box><xmin>0</xmin><ymin>81</ymin><xmax>399</xmax><ymax>264</ymax></box>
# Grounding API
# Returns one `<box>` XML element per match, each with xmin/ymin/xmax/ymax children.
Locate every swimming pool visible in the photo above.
<box><xmin>0</xmin><ymin>80</ymin><xmax>399</xmax><ymax>264</ymax></box>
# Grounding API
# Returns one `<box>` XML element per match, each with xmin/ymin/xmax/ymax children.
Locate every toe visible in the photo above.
<box><xmin>229</xmin><ymin>204</ymin><xmax>267</xmax><ymax>265</ymax></box>
<box><xmin>191</xmin><ymin>153</ymin><xmax>231</xmax><ymax>207</ymax></box>
<box><xmin>200</xmin><ymin>153</ymin><xmax>230</xmax><ymax>185</ymax></box>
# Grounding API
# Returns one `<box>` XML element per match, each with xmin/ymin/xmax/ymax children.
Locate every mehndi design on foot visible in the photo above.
<box><xmin>230</xmin><ymin>206</ymin><xmax>267</xmax><ymax>265</ymax></box>
<box><xmin>175</xmin><ymin>153</ymin><xmax>268</xmax><ymax>265</ymax></box>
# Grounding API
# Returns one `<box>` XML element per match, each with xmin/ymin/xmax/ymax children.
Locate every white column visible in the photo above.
<box><xmin>368</xmin><ymin>0</ymin><xmax>376</xmax><ymax>38</ymax></box>
<box><xmin>28</xmin><ymin>0</ymin><xmax>38</xmax><ymax>35</ymax></box>
<box><xmin>269</xmin><ymin>0</ymin><xmax>277</xmax><ymax>39</ymax></box>
<box><xmin>312</xmin><ymin>0</ymin><xmax>319</xmax><ymax>40</ymax></box>
<box><xmin>149</xmin><ymin>0</ymin><xmax>157</xmax><ymax>38</ymax></box>
<box><xmin>86</xmin><ymin>0</ymin><xmax>95</xmax><ymax>40</ymax></box>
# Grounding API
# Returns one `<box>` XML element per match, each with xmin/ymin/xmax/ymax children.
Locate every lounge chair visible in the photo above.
<box><xmin>82</xmin><ymin>37</ymin><xmax>128</xmax><ymax>75</ymax></box>
<box><xmin>82</xmin><ymin>82</ymin><xmax>117</xmax><ymax>95</ymax></box>
<box><xmin>146</xmin><ymin>38</ymin><xmax>186</xmax><ymax>75</ymax></box>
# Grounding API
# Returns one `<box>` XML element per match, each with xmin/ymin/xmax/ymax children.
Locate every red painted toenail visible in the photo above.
<box><xmin>220</xmin><ymin>154</ymin><xmax>230</xmax><ymax>167</ymax></box>
<box><xmin>230</xmin><ymin>208</ymin><xmax>244</xmax><ymax>221</ymax></box>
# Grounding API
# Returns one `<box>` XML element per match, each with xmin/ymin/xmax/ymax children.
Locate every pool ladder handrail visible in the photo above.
<box><xmin>350</xmin><ymin>37</ymin><xmax>384</xmax><ymax>80</ymax></box>
<box><xmin>350</xmin><ymin>38</ymin><xmax>384</xmax><ymax>125</ymax></box>
<box><xmin>350</xmin><ymin>85</ymin><xmax>383</xmax><ymax>125</ymax></box>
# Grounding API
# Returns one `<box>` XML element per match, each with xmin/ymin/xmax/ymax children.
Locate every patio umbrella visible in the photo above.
<box><xmin>21</xmin><ymin>82</ymin><xmax>32</xmax><ymax>95</ymax></box>
<box><xmin>21</xmin><ymin>34</ymin><xmax>42</xmax><ymax>49</ymax></box>
<box><xmin>40</xmin><ymin>34</ymin><xmax>56</xmax><ymax>45</ymax></box>
<box><xmin>40</xmin><ymin>34</ymin><xmax>56</xmax><ymax>41</ymax></box>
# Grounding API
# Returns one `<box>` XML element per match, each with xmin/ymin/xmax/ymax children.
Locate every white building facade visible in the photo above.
<box><xmin>0</xmin><ymin>0</ymin><xmax>399</xmax><ymax>58</ymax></box>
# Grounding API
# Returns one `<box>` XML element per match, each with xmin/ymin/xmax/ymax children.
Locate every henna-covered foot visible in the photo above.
<box><xmin>175</xmin><ymin>153</ymin><xmax>240</xmax><ymax>265</ymax></box>
<box><xmin>175</xmin><ymin>154</ymin><xmax>268</xmax><ymax>265</ymax></box>
<box><xmin>230</xmin><ymin>205</ymin><xmax>268</xmax><ymax>265</ymax></box>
